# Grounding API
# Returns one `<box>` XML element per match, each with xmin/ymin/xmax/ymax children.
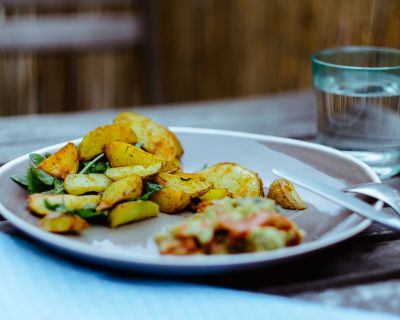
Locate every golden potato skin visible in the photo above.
<box><xmin>28</xmin><ymin>194</ymin><xmax>100</xmax><ymax>216</ymax></box>
<box><xmin>174</xmin><ymin>172</ymin><xmax>205</xmax><ymax>181</ymax></box>
<box><xmin>105</xmin><ymin>163</ymin><xmax>161</xmax><ymax>180</ymax></box>
<box><xmin>79</xmin><ymin>124</ymin><xmax>137</xmax><ymax>161</ymax></box>
<box><xmin>191</xmin><ymin>188</ymin><xmax>232</xmax><ymax>212</ymax></box>
<box><xmin>109</xmin><ymin>200</ymin><xmax>159</xmax><ymax>228</ymax></box>
<box><xmin>150</xmin><ymin>187</ymin><xmax>191</xmax><ymax>213</ymax></box>
<box><xmin>155</xmin><ymin>172</ymin><xmax>212</xmax><ymax>197</ymax></box>
<box><xmin>39</xmin><ymin>213</ymin><xmax>89</xmax><ymax>233</ymax></box>
<box><xmin>113</xmin><ymin>111</ymin><xmax>148</xmax><ymax>124</ymax></box>
<box><xmin>161</xmin><ymin>159</ymin><xmax>182</xmax><ymax>173</ymax></box>
<box><xmin>114</xmin><ymin>112</ymin><xmax>183</xmax><ymax>161</ymax></box>
<box><xmin>104</xmin><ymin>141</ymin><xmax>163</xmax><ymax>168</ymax></box>
<box><xmin>37</xmin><ymin>143</ymin><xmax>79</xmax><ymax>180</ymax></box>
<box><xmin>267</xmin><ymin>179</ymin><xmax>306</xmax><ymax>210</ymax></box>
<box><xmin>199</xmin><ymin>188</ymin><xmax>231</xmax><ymax>200</ymax></box>
<box><xmin>97</xmin><ymin>174</ymin><xmax>143</xmax><ymax>211</ymax></box>
<box><xmin>199</xmin><ymin>162</ymin><xmax>264</xmax><ymax>197</ymax></box>
<box><xmin>64</xmin><ymin>173</ymin><xmax>111</xmax><ymax>195</ymax></box>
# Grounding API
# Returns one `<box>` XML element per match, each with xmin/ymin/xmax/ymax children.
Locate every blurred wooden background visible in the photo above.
<box><xmin>0</xmin><ymin>0</ymin><xmax>399</xmax><ymax>116</ymax></box>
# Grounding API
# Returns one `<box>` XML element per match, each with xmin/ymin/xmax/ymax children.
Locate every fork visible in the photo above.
<box><xmin>343</xmin><ymin>182</ymin><xmax>400</xmax><ymax>215</ymax></box>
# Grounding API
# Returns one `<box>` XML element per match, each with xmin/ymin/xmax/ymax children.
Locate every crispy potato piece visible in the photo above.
<box><xmin>104</xmin><ymin>142</ymin><xmax>163</xmax><ymax>168</ymax></box>
<box><xmin>150</xmin><ymin>187</ymin><xmax>191</xmax><ymax>213</ymax></box>
<box><xmin>109</xmin><ymin>200</ymin><xmax>159</xmax><ymax>228</ymax></box>
<box><xmin>161</xmin><ymin>159</ymin><xmax>182</xmax><ymax>173</ymax></box>
<box><xmin>97</xmin><ymin>174</ymin><xmax>143</xmax><ymax>211</ymax></box>
<box><xmin>64</xmin><ymin>173</ymin><xmax>111</xmax><ymax>195</ymax></box>
<box><xmin>28</xmin><ymin>194</ymin><xmax>100</xmax><ymax>216</ymax></box>
<box><xmin>174</xmin><ymin>172</ymin><xmax>205</xmax><ymax>181</ymax></box>
<box><xmin>199</xmin><ymin>188</ymin><xmax>231</xmax><ymax>200</ymax></box>
<box><xmin>191</xmin><ymin>188</ymin><xmax>232</xmax><ymax>212</ymax></box>
<box><xmin>113</xmin><ymin>112</ymin><xmax>183</xmax><ymax>161</ymax></box>
<box><xmin>199</xmin><ymin>162</ymin><xmax>264</xmax><ymax>197</ymax></box>
<box><xmin>155</xmin><ymin>172</ymin><xmax>212</xmax><ymax>197</ymax></box>
<box><xmin>79</xmin><ymin>124</ymin><xmax>137</xmax><ymax>161</ymax></box>
<box><xmin>105</xmin><ymin>163</ymin><xmax>161</xmax><ymax>180</ymax></box>
<box><xmin>267</xmin><ymin>179</ymin><xmax>306</xmax><ymax>210</ymax></box>
<box><xmin>39</xmin><ymin>212</ymin><xmax>89</xmax><ymax>233</ymax></box>
<box><xmin>37</xmin><ymin>143</ymin><xmax>79</xmax><ymax>180</ymax></box>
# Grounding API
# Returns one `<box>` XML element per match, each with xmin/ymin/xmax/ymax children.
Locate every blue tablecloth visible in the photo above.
<box><xmin>0</xmin><ymin>232</ymin><xmax>396</xmax><ymax>320</ymax></box>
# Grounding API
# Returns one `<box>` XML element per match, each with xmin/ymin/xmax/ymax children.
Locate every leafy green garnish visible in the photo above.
<box><xmin>134</xmin><ymin>142</ymin><xmax>145</xmax><ymax>149</ymax></box>
<box><xmin>44</xmin><ymin>199</ymin><xmax>62</xmax><ymax>211</ymax></box>
<box><xmin>10</xmin><ymin>153</ymin><xmax>64</xmax><ymax>194</ymax></box>
<box><xmin>10</xmin><ymin>174</ymin><xmax>29</xmax><ymax>187</ymax></box>
<box><xmin>138</xmin><ymin>182</ymin><xmax>163</xmax><ymax>201</ymax></box>
<box><xmin>29</xmin><ymin>153</ymin><xmax>46</xmax><ymax>166</ymax></box>
<box><xmin>31</xmin><ymin>166</ymin><xmax>54</xmax><ymax>185</ymax></box>
<box><xmin>42</xmin><ymin>179</ymin><xmax>64</xmax><ymax>194</ymax></box>
<box><xmin>79</xmin><ymin>154</ymin><xmax>110</xmax><ymax>174</ymax></box>
<box><xmin>44</xmin><ymin>200</ymin><xmax>108</xmax><ymax>219</ymax></box>
<box><xmin>27</xmin><ymin>165</ymin><xmax>55</xmax><ymax>193</ymax></box>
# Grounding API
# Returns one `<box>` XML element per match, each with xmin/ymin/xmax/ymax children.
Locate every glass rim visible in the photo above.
<box><xmin>311</xmin><ymin>46</ymin><xmax>400</xmax><ymax>71</ymax></box>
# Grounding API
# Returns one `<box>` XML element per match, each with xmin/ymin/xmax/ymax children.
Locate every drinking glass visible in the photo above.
<box><xmin>311</xmin><ymin>46</ymin><xmax>400</xmax><ymax>179</ymax></box>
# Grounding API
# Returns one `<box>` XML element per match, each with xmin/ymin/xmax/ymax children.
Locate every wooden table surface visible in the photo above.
<box><xmin>1</xmin><ymin>90</ymin><xmax>399</xmax><ymax>315</ymax></box>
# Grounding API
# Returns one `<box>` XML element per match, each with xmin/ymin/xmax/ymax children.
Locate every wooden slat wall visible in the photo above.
<box><xmin>0</xmin><ymin>0</ymin><xmax>399</xmax><ymax>116</ymax></box>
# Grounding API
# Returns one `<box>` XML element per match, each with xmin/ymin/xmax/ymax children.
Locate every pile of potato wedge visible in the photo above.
<box><xmin>12</xmin><ymin>111</ymin><xmax>306</xmax><ymax>234</ymax></box>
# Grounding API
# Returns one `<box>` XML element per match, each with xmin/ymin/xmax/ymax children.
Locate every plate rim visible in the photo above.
<box><xmin>0</xmin><ymin>127</ymin><xmax>380</xmax><ymax>268</ymax></box>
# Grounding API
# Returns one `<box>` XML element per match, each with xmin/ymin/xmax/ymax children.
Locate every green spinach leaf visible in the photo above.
<box><xmin>10</xmin><ymin>174</ymin><xmax>29</xmax><ymax>187</ymax></box>
<box><xmin>79</xmin><ymin>153</ymin><xmax>110</xmax><ymax>174</ymax></box>
<box><xmin>138</xmin><ymin>182</ymin><xmax>163</xmax><ymax>201</ymax></box>
<box><xmin>29</xmin><ymin>153</ymin><xmax>46</xmax><ymax>166</ymax></box>
<box><xmin>44</xmin><ymin>199</ymin><xmax>64</xmax><ymax>212</ymax></box>
<box><xmin>11</xmin><ymin>152</ymin><xmax>63</xmax><ymax>194</ymax></box>
<box><xmin>44</xmin><ymin>200</ymin><xmax>108</xmax><ymax>219</ymax></box>
<box><xmin>42</xmin><ymin>179</ymin><xmax>64</xmax><ymax>194</ymax></box>
<box><xmin>31</xmin><ymin>165</ymin><xmax>54</xmax><ymax>186</ymax></box>
<box><xmin>27</xmin><ymin>166</ymin><xmax>50</xmax><ymax>193</ymax></box>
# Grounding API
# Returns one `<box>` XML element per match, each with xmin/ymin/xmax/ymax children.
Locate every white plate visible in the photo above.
<box><xmin>0</xmin><ymin>128</ymin><xmax>380</xmax><ymax>275</ymax></box>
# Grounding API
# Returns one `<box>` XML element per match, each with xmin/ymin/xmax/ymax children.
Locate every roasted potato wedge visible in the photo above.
<box><xmin>199</xmin><ymin>188</ymin><xmax>231</xmax><ymax>201</ymax></box>
<box><xmin>174</xmin><ymin>172</ymin><xmax>205</xmax><ymax>181</ymax></box>
<box><xmin>267</xmin><ymin>179</ymin><xmax>306</xmax><ymax>210</ymax></box>
<box><xmin>199</xmin><ymin>162</ymin><xmax>264</xmax><ymax>197</ymax></box>
<box><xmin>97</xmin><ymin>174</ymin><xmax>143</xmax><ymax>211</ymax></box>
<box><xmin>150</xmin><ymin>187</ymin><xmax>191</xmax><ymax>213</ymax></box>
<box><xmin>155</xmin><ymin>172</ymin><xmax>212</xmax><ymax>197</ymax></box>
<box><xmin>39</xmin><ymin>212</ymin><xmax>89</xmax><ymax>233</ymax></box>
<box><xmin>161</xmin><ymin>159</ymin><xmax>182</xmax><ymax>173</ymax></box>
<box><xmin>191</xmin><ymin>188</ymin><xmax>232</xmax><ymax>212</ymax></box>
<box><xmin>104</xmin><ymin>141</ymin><xmax>163</xmax><ymax>168</ymax></box>
<box><xmin>79</xmin><ymin>124</ymin><xmax>137</xmax><ymax>161</ymax></box>
<box><xmin>64</xmin><ymin>173</ymin><xmax>111</xmax><ymax>195</ymax></box>
<box><xmin>114</xmin><ymin>112</ymin><xmax>183</xmax><ymax>161</ymax></box>
<box><xmin>28</xmin><ymin>194</ymin><xmax>100</xmax><ymax>216</ymax></box>
<box><xmin>109</xmin><ymin>200</ymin><xmax>159</xmax><ymax>228</ymax></box>
<box><xmin>105</xmin><ymin>163</ymin><xmax>161</xmax><ymax>180</ymax></box>
<box><xmin>37</xmin><ymin>143</ymin><xmax>79</xmax><ymax>180</ymax></box>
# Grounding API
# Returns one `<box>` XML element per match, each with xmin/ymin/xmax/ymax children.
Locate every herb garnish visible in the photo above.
<box><xmin>137</xmin><ymin>182</ymin><xmax>163</xmax><ymax>201</ymax></box>
<box><xmin>42</xmin><ymin>179</ymin><xmax>65</xmax><ymax>194</ymax></box>
<box><xmin>44</xmin><ymin>199</ymin><xmax>109</xmax><ymax>219</ymax></box>
<box><xmin>11</xmin><ymin>153</ymin><xmax>64</xmax><ymax>194</ymax></box>
<box><xmin>79</xmin><ymin>153</ymin><xmax>110</xmax><ymax>174</ymax></box>
<box><xmin>29</xmin><ymin>153</ymin><xmax>46</xmax><ymax>166</ymax></box>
